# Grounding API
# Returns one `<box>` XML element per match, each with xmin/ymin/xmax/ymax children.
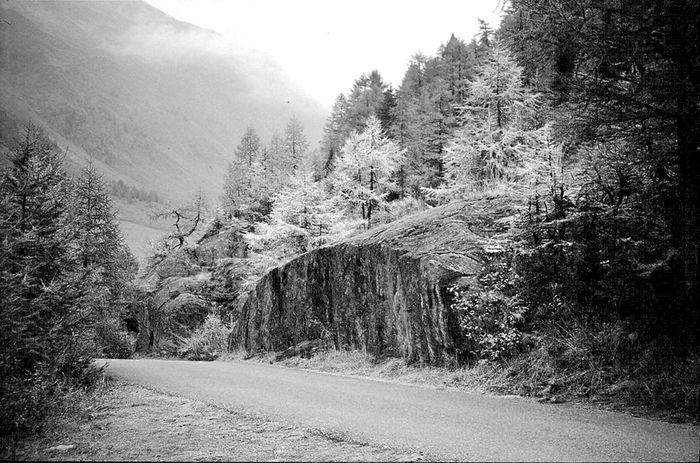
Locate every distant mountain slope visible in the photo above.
<box><xmin>0</xmin><ymin>0</ymin><xmax>325</xmax><ymax>202</ymax></box>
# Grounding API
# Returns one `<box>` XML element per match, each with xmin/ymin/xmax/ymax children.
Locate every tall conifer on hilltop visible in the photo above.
<box><xmin>319</xmin><ymin>94</ymin><xmax>350</xmax><ymax>177</ymax></box>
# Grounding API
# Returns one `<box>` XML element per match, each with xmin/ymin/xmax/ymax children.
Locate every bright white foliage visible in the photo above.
<box><xmin>244</xmin><ymin>171</ymin><xmax>344</xmax><ymax>262</ymax></box>
<box><xmin>438</xmin><ymin>42</ymin><xmax>549</xmax><ymax>198</ymax></box>
<box><xmin>332</xmin><ymin>115</ymin><xmax>405</xmax><ymax>226</ymax></box>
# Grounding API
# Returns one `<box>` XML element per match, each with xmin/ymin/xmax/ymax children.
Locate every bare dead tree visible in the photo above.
<box><xmin>151</xmin><ymin>190</ymin><xmax>206</xmax><ymax>251</ymax></box>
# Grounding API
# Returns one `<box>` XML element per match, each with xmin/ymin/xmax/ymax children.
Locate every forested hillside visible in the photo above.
<box><xmin>0</xmin><ymin>0</ymin><xmax>325</xmax><ymax>257</ymax></box>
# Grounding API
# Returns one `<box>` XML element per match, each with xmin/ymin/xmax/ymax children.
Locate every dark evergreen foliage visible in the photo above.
<box><xmin>502</xmin><ymin>0</ymin><xmax>700</xmax><ymax>348</ymax></box>
<box><xmin>0</xmin><ymin>125</ymin><xmax>137</xmax><ymax>435</ymax></box>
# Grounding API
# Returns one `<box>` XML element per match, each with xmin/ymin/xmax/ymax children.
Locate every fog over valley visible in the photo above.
<box><xmin>0</xmin><ymin>0</ymin><xmax>325</xmax><ymax>208</ymax></box>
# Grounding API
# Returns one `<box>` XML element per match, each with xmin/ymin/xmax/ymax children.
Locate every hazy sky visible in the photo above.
<box><xmin>144</xmin><ymin>0</ymin><xmax>505</xmax><ymax>109</ymax></box>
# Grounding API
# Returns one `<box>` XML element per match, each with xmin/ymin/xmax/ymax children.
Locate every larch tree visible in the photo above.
<box><xmin>72</xmin><ymin>159</ymin><xmax>137</xmax><ymax>357</ymax></box>
<box><xmin>151</xmin><ymin>190</ymin><xmax>207</xmax><ymax>252</ymax></box>
<box><xmin>222</xmin><ymin>126</ymin><xmax>262</xmax><ymax>217</ymax></box>
<box><xmin>503</xmin><ymin>0</ymin><xmax>700</xmax><ymax>342</ymax></box>
<box><xmin>73</xmin><ymin>160</ymin><xmax>129</xmax><ymax>270</ymax></box>
<box><xmin>440</xmin><ymin>41</ymin><xmax>543</xmax><ymax>195</ymax></box>
<box><xmin>245</xmin><ymin>172</ymin><xmax>342</xmax><ymax>262</ymax></box>
<box><xmin>332</xmin><ymin>116</ymin><xmax>405</xmax><ymax>229</ymax></box>
<box><xmin>283</xmin><ymin>117</ymin><xmax>309</xmax><ymax>175</ymax></box>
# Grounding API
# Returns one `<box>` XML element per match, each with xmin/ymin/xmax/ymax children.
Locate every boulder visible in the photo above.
<box><xmin>234</xmin><ymin>196</ymin><xmax>519</xmax><ymax>365</ymax></box>
<box><xmin>144</xmin><ymin>248</ymin><xmax>200</xmax><ymax>282</ymax></box>
<box><xmin>194</xmin><ymin>223</ymin><xmax>249</xmax><ymax>266</ymax></box>
<box><xmin>134</xmin><ymin>222</ymin><xmax>251</xmax><ymax>354</ymax></box>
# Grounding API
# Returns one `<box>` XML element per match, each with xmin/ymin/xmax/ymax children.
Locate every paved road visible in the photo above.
<box><xmin>98</xmin><ymin>358</ymin><xmax>698</xmax><ymax>461</ymax></box>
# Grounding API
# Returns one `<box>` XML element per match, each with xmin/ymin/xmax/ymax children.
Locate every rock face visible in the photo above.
<box><xmin>235</xmin><ymin>196</ymin><xmax>518</xmax><ymax>365</ymax></box>
<box><xmin>134</xmin><ymin>223</ymin><xmax>253</xmax><ymax>354</ymax></box>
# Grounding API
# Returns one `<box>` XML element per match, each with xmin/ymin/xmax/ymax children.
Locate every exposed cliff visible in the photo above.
<box><xmin>235</xmin><ymin>195</ymin><xmax>520</xmax><ymax>365</ymax></box>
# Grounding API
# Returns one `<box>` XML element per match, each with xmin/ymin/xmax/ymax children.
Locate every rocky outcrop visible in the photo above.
<box><xmin>135</xmin><ymin>223</ymin><xmax>253</xmax><ymax>354</ymax></box>
<box><xmin>234</xmin><ymin>196</ymin><xmax>519</xmax><ymax>365</ymax></box>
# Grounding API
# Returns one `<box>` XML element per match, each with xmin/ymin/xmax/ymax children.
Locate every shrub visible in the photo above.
<box><xmin>450</xmin><ymin>251</ymin><xmax>528</xmax><ymax>362</ymax></box>
<box><xmin>178</xmin><ymin>314</ymin><xmax>232</xmax><ymax>360</ymax></box>
<box><xmin>0</xmin><ymin>361</ymin><xmax>101</xmax><ymax>437</ymax></box>
<box><xmin>95</xmin><ymin>320</ymin><xmax>135</xmax><ymax>359</ymax></box>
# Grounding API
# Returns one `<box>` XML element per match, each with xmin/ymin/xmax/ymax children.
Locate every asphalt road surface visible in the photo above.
<box><xmin>98</xmin><ymin>358</ymin><xmax>698</xmax><ymax>461</ymax></box>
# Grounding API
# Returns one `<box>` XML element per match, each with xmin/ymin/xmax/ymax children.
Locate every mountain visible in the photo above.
<box><xmin>0</xmin><ymin>0</ymin><xmax>326</xmax><ymax>204</ymax></box>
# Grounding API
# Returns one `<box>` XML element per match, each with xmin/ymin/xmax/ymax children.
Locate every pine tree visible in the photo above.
<box><xmin>474</xmin><ymin>18</ymin><xmax>494</xmax><ymax>62</ymax></box>
<box><xmin>267</xmin><ymin>132</ymin><xmax>287</xmax><ymax>186</ymax></box>
<box><xmin>377</xmin><ymin>87</ymin><xmax>397</xmax><ymax>133</ymax></box>
<box><xmin>346</xmin><ymin>70</ymin><xmax>387</xmax><ymax>132</ymax></box>
<box><xmin>391</xmin><ymin>53</ymin><xmax>453</xmax><ymax>194</ymax></box>
<box><xmin>439</xmin><ymin>34</ymin><xmax>475</xmax><ymax>103</ymax></box>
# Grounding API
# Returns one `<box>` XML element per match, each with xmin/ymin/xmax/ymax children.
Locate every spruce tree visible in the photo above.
<box><xmin>0</xmin><ymin>125</ymin><xmax>93</xmax><ymax>433</ymax></box>
<box><xmin>320</xmin><ymin>94</ymin><xmax>350</xmax><ymax>176</ymax></box>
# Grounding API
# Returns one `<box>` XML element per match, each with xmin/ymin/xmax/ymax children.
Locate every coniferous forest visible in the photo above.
<box><xmin>1</xmin><ymin>0</ymin><xmax>699</xmax><ymax>445</ymax></box>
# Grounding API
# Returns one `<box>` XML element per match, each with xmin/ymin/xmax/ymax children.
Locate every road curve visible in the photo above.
<box><xmin>98</xmin><ymin>358</ymin><xmax>698</xmax><ymax>461</ymax></box>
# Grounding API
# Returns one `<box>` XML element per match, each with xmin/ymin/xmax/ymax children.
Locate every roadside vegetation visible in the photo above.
<box><xmin>260</xmin><ymin>343</ymin><xmax>699</xmax><ymax>424</ymax></box>
<box><xmin>0</xmin><ymin>126</ymin><xmax>140</xmax><ymax>444</ymax></box>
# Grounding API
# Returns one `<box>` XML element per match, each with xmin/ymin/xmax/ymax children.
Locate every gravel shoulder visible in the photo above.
<box><xmin>3</xmin><ymin>377</ymin><xmax>423</xmax><ymax>461</ymax></box>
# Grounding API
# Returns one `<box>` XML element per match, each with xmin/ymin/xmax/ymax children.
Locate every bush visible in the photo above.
<box><xmin>178</xmin><ymin>314</ymin><xmax>232</xmax><ymax>360</ymax></box>
<box><xmin>95</xmin><ymin>320</ymin><xmax>135</xmax><ymax>359</ymax></box>
<box><xmin>492</xmin><ymin>321</ymin><xmax>700</xmax><ymax>419</ymax></box>
<box><xmin>0</xmin><ymin>361</ymin><xmax>101</xmax><ymax>437</ymax></box>
<box><xmin>450</xmin><ymin>251</ymin><xmax>528</xmax><ymax>362</ymax></box>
